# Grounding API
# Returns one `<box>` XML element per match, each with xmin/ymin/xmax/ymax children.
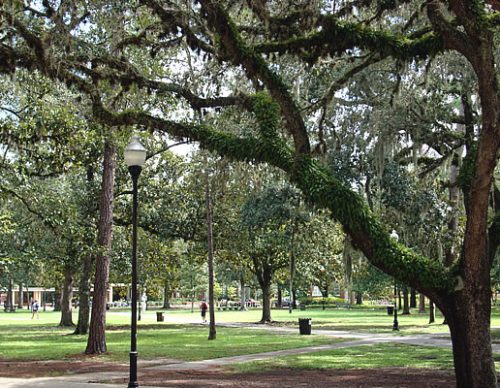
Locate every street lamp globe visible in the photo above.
<box><xmin>124</xmin><ymin>135</ymin><xmax>147</xmax><ymax>167</ymax></box>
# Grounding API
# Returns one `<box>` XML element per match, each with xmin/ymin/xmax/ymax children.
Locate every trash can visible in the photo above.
<box><xmin>298</xmin><ymin>318</ymin><xmax>312</xmax><ymax>335</ymax></box>
<box><xmin>387</xmin><ymin>306</ymin><xmax>394</xmax><ymax>315</ymax></box>
<box><xmin>156</xmin><ymin>312</ymin><xmax>164</xmax><ymax>322</ymax></box>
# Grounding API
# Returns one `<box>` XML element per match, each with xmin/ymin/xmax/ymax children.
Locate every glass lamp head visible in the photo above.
<box><xmin>124</xmin><ymin>135</ymin><xmax>147</xmax><ymax>167</ymax></box>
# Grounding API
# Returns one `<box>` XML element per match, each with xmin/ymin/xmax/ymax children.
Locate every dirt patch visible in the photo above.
<box><xmin>0</xmin><ymin>360</ymin><xmax>456</xmax><ymax>387</ymax></box>
<box><xmin>0</xmin><ymin>359</ymin><xmax>128</xmax><ymax>377</ymax></box>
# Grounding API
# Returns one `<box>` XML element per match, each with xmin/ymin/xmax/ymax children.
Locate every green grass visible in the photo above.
<box><xmin>231</xmin><ymin>343</ymin><xmax>500</xmax><ymax>373</ymax></box>
<box><xmin>0</xmin><ymin>310</ymin><xmax>344</xmax><ymax>362</ymax></box>
<box><xmin>1</xmin><ymin>306</ymin><xmax>498</xmax><ymax>365</ymax></box>
<box><xmin>159</xmin><ymin>307</ymin><xmax>453</xmax><ymax>335</ymax></box>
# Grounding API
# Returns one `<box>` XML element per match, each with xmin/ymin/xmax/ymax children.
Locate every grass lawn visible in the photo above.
<box><xmin>158</xmin><ymin>307</ymin><xmax>451</xmax><ymax>335</ymax></box>
<box><xmin>0</xmin><ymin>309</ymin><xmax>344</xmax><ymax>362</ymax></box>
<box><xmin>230</xmin><ymin>343</ymin><xmax>500</xmax><ymax>373</ymax></box>
<box><xmin>1</xmin><ymin>306</ymin><xmax>498</xmax><ymax>365</ymax></box>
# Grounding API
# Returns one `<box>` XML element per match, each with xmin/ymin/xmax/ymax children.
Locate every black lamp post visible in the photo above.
<box><xmin>390</xmin><ymin>230</ymin><xmax>399</xmax><ymax>331</ymax></box>
<box><xmin>124</xmin><ymin>135</ymin><xmax>147</xmax><ymax>388</ymax></box>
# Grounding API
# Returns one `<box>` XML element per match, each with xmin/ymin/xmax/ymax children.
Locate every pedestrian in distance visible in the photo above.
<box><xmin>200</xmin><ymin>300</ymin><xmax>208</xmax><ymax>323</ymax></box>
<box><xmin>31</xmin><ymin>300</ymin><xmax>39</xmax><ymax>319</ymax></box>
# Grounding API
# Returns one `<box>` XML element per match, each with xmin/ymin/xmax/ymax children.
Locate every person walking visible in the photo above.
<box><xmin>31</xmin><ymin>300</ymin><xmax>39</xmax><ymax>319</ymax></box>
<box><xmin>200</xmin><ymin>301</ymin><xmax>208</xmax><ymax>323</ymax></box>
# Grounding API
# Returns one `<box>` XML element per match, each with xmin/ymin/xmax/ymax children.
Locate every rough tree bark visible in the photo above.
<box><xmin>85</xmin><ymin>139</ymin><xmax>115</xmax><ymax>354</ymax></box>
<box><xmin>74</xmin><ymin>166</ymin><xmax>96</xmax><ymax>335</ymax></box>
<box><xmin>260</xmin><ymin>282</ymin><xmax>272</xmax><ymax>323</ymax></box>
<box><xmin>59</xmin><ymin>264</ymin><xmax>74</xmax><ymax>327</ymax></box>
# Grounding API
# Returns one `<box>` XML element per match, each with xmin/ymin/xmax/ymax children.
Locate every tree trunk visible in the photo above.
<box><xmin>418</xmin><ymin>293</ymin><xmax>426</xmax><ymax>314</ymax></box>
<box><xmin>239</xmin><ymin>276</ymin><xmax>247</xmax><ymax>311</ymax></box>
<box><xmin>289</xmin><ymin>227</ymin><xmax>296</xmax><ymax>313</ymax></box>
<box><xmin>429</xmin><ymin>300</ymin><xmax>435</xmax><ymax>324</ymax></box>
<box><xmin>402</xmin><ymin>286</ymin><xmax>410</xmax><ymax>315</ymax></box>
<box><xmin>18</xmin><ymin>283</ymin><xmax>23</xmax><ymax>309</ymax></box>
<box><xmin>410</xmin><ymin>288</ymin><xmax>417</xmax><ymax>309</ymax></box>
<box><xmin>59</xmin><ymin>265</ymin><xmax>74</xmax><ymax>327</ymax></box>
<box><xmin>322</xmin><ymin>286</ymin><xmax>328</xmax><ymax>310</ymax></box>
<box><xmin>86</xmin><ymin>140</ymin><xmax>115</xmax><ymax>354</ymax></box>
<box><xmin>74</xmin><ymin>253</ymin><xmax>93</xmax><ymax>334</ymax></box>
<box><xmin>442</xmin><ymin>293</ymin><xmax>496</xmax><ymax>388</ymax></box>
<box><xmin>277</xmin><ymin>286</ymin><xmax>282</xmax><ymax>308</ymax></box>
<box><xmin>205</xmin><ymin>165</ymin><xmax>216</xmax><ymax>340</ymax></box>
<box><xmin>75</xmin><ymin>166</ymin><xmax>96</xmax><ymax>335</ymax></box>
<box><xmin>162</xmin><ymin>278</ymin><xmax>171</xmax><ymax>309</ymax></box>
<box><xmin>424</xmin><ymin>7</ymin><xmax>499</xmax><ymax>386</ymax></box>
<box><xmin>7</xmin><ymin>278</ymin><xmax>14</xmax><ymax>312</ymax></box>
<box><xmin>260</xmin><ymin>283</ymin><xmax>272</xmax><ymax>323</ymax></box>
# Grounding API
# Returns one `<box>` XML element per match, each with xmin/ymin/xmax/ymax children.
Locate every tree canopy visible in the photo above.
<box><xmin>0</xmin><ymin>1</ymin><xmax>499</xmax><ymax>387</ymax></box>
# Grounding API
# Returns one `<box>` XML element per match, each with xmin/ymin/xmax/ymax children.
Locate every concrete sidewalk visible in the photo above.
<box><xmin>0</xmin><ymin>323</ymin><xmax>498</xmax><ymax>387</ymax></box>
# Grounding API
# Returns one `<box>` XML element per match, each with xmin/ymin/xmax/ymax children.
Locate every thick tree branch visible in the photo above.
<box><xmin>426</xmin><ymin>1</ymin><xmax>472</xmax><ymax>57</ymax></box>
<box><xmin>141</xmin><ymin>0</ymin><xmax>215</xmax><ymax>54</ymax></box>
<box><xmin>89</xmin><ymin>101</ymin><xmax>453</xmax><ymax>296</ymax></box>
<box><xmin>199</xmin><ymin>0</ymin><xmax>311</xmax><ymax>155</ymax></box>
<box><xmin>254</xmin><ymin>16</ymin><xmax>443</xmax><ymax>62</ymax></box>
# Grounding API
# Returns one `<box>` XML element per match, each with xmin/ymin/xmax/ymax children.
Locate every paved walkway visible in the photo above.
<box><xmin>0</xmin><ymin>323</ymin><xmax>498</xmax><ymax>387</ymax></box>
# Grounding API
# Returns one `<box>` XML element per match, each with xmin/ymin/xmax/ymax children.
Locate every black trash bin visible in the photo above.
<box><xmin>156</xmin><ymin>312</ymin><xmax>164</xmax><ymax>322</ymax></box>
<box><xmin>387</xmin><ymin>306</ymin><xmax>394</xmax><ymax>315</ymax></box>
<box><xmin>298</xmin><ymin>318</ymin><xmax>312</xmax><ymax>335</ymax></box>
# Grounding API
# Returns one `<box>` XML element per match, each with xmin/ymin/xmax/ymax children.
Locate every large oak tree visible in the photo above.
<box><xmin>1</xmin><ymin>1</ymin><xmax>499</xmax><ymax>386</ymax></box>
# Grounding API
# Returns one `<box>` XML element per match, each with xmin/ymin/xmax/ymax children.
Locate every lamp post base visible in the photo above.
<box><xmin>392</xmin><ymin>309</ymin><xmax>399</xmax><ymax>331</ymax></box>
<box><xmin>128</xmin><ymin>348</ymin><xmax>139</xmax><ymax>387</ymax></box>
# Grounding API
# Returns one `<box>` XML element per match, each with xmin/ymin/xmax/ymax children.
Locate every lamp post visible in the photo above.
<box><xmin>124</xmin><ymin>135</ymin><xmax>147</xmax><ymax>388</ymax></box>
<box><xmin>390</xmin><ymin>230</ymin><xmax>399</xmax><ymax>331</ymax></box>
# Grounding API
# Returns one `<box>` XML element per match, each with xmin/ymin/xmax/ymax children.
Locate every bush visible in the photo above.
<box><xmin>298</xmin><ymin>296</ymin><xmax>345</xmax><ymax>306</ymax></box>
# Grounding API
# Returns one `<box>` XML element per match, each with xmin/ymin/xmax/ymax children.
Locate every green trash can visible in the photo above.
<box><xmin>156</xmin><ymin>312</ymin><xmax>164</xmax><ymax>322</ymax></box>
<box><xmin>298</xmin><ymin>318</ymin><xmax>312</xmax><ymax>335</ymax></box>
<box><xmin>387</xmin><ymin>306</ymin><xmax>394</xmax><ymax>315</ymax></box>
